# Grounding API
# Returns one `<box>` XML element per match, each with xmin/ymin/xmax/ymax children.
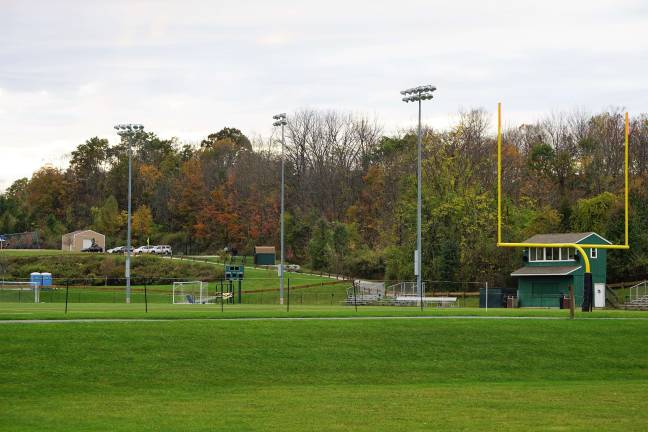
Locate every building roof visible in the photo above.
<box><xmin>63</xmin><ymin>229</ymin><xmax>104</xmax><ymax>238</ymax></box>
<box><xmin>511</xmin><ymin>265</ymin><xmax>582</xmax><ymax>277</ymax></box>
<box><xmin>255</xmin><ymin>246</ymin><xmax>276</xmax><ymax>254</ymax></box>
<box><xmin>522</xmin><ymin>232</ymin><xmax>611</xmax><ymax>245</ymax></box>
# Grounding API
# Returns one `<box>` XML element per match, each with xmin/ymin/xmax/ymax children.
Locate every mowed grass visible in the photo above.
<box><xmin>180</xmin><ymin>256</ymin><xmax>340</xmax><ymax>291</ymax></box>
<box><xmin>0</xmin><ymin>279</ymin><xmax>351</xmax><ymax>305</ymax></box>
<box><xmin>3</xmin><ymin>302</ymin><xmax>648</xmax><ymax>320</ymax></box>
<box><xmin>1</xmin><ymin>318</ymin><xmax>648</xmax><ymax>431</ymax></box>
<box><xmin>3</xmin><ymin>301</ymin><xmax>648</xmax><ymax>320</ymax></box>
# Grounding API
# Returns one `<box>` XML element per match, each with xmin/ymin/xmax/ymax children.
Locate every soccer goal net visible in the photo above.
<box><xmin>0</xmin><ymin>281</ymin><xmax>40</xmax><ymax>303</ymax></box>
<box><xmin>172</xmin><ymin>281</ymin><xmax>215</xmax><ymax>304</ymax></box>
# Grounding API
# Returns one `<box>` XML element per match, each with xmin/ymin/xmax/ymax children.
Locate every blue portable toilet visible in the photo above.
<box><xmin>41</xmin><ymin>272</ymin><xmax>52</xmax><ymax>287</ymax></box>
<box><xmin>30</xmin><ymin>272</ymin><xmax>42</xmax><ymax>287</ymax></box>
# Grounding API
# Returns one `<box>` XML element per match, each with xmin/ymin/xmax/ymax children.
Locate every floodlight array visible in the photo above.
<box><xmin>114</xmin><ymin>124</ymin><xmax>145</xmax><ymax>135</ymax></box>
<box><xmin>400</xmin><ymin>85</ymin><xmax>436</xmax><ymax>103</ymax></box>
<box><xmin>272</xmin><ymin>113</ymin><xmax>287</xmax><ymax>126</ymax></box>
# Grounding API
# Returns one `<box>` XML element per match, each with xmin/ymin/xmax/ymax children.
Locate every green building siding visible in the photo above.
<box><xmin>518</xmin><ymin>276</ymin><xmax>581</xmax><ymax>307</ymax></box>
<box><xmin>516</xmin><ymin>234</ymin><xmax>608</xmax><ymax>307</ymax></box>
<box><xmin>255</xmin><ymin>253</ymin><xmax>276</xmax><ymax>265</ymax></box>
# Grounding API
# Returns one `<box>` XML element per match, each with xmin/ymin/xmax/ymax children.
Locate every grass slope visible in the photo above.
<box><xmin>1</xmin><ymin>318</ymin><xmax>647</xmax><ymax>431</ymax></box>
<box><xmin>0</xmin><ymin>252</ymin><xmax>222</xmax><ymax>281</ymax></box>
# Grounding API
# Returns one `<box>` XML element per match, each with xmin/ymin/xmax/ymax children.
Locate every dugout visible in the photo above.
<box><xmin>254</xmin><ymin>246</ymin><xmax>276</xmax><ymax>265</ymax></box>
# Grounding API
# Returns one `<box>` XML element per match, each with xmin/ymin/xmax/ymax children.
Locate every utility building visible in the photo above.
<box><xmin>254</xmin><ymin>246</ymin><xmax>276</xmax><ymax>265</ymax></box>
<box><xmin>511</xmin><ymin>232</ymin><xmax>609</xmax><ymax>307</ymax></box>
<box><xmin>61</xmin><ymin>230</ymin><xmax>105</xmax><ymax>252</ymax></box>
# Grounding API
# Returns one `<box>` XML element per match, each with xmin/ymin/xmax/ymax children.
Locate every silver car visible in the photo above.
<box><xmin>151</xmin><ymin>245</ymin><xmax>172</xmax><ymax>255</ymax></box>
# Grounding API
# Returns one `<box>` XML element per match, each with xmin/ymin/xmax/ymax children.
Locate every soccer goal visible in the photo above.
<box><xmin>0</xmin><ymin>281</ymin><xmax>41</xmax><ymax>303</ymax></box>
<box><xmin>172</xmin><ymin>281</ymin><xmax>213</xmax><ymax>304</ymax></box>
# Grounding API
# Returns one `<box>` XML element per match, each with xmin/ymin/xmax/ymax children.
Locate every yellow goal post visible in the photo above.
<box><xmin>496</xmin><ymin>103</ymin><xmax>630</xmax><ymax>310</ymax></box>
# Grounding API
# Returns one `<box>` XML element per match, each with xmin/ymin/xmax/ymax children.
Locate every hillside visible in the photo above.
<box><xmin>0</xmin><ymin>252</ymin><xmax>222</xmax><ymax>283</ymax></box>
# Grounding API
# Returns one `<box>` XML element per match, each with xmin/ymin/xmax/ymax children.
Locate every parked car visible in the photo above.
<box><xmin>150</xmin><ymin>245</ymin><xmax>172</xmax><ymax>256</ymax></box>
<box><xmin>134</xmin><ymin>245</ymin><xmax>153</xmax><ymax>255</ymax></box>
<box><xmin>81</xmin><ymin>244</ymin><xmax>103</xmax><ymax>253</ymax></box>
<box><xmin>107</xmin><ymin>246</ymin><xmax>124</xmax><ymax>254</ymax></box>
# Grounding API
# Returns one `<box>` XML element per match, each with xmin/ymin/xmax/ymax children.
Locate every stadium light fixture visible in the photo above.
<box><xmin>272</xmin><ymin>113</ymin><xmax>288</xmax><ymax>306</ymax></box>
<box><xmin>401</xmin><ymin>84</ymin><xmax>436</xmax><ymax>302</ymax></box>
<box><xmin>114</xmin><ymin>123</ymin><xmax>145</xmax><ymax>304</ymax></box>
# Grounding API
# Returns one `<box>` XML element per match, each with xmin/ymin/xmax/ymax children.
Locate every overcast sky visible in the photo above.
<box><xmin>1</xmin><ymin>0</ymin><xmax>647</xmax><ymax>191</ymax></box>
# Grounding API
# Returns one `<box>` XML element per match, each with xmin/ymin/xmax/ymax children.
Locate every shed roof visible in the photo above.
<box><xmin>63</xmin><ymin>229</ymin><xmax>104</xmax><ymax>238</ymax></box>
<box><xmin>511</xmin><ymin>265</ymin><xmax>582</xmax><ymax>277</ymax></box>
<box><xmin>255</xmin><ymin>246</ymin><xmax>276</xmax><ymax>254</ymax></box>
<box><xmin>522</xmin><ymin>232</ymin><xmax>611</xmax><ymax>245</ymax></box>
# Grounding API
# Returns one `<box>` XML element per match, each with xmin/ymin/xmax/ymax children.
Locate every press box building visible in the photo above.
<box><xmin>511</xmin><ymin>232</ymin><xmax>609</xmax><ymax>308</ymax></box>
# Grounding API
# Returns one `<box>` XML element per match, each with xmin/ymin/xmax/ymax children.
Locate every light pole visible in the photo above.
<box><xmin>273</xmin><ymin>113</ymin><xmax>287</xmax><ymax>306</ymax></box>
<box><xmin>114</xmin><ymin>123</ymin><xmax>144</xmax><ymax>304</ymax></box>
<box><xmin>0</xmin><ymin>235</ymin><xmax>6</xmax><ymax>283</ymax></box>
<box><xmin>401</xmin><ymin>85</ymin><xmax>436</xmax><ymax>297</ymax></box>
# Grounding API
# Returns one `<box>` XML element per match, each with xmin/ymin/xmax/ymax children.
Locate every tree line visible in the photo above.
<box><xmin>1</xmin><ymin>108</ymin><xmax>647</xmax><ymax>286</ymax></box>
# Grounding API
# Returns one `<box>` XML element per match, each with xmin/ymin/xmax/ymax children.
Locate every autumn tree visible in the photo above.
<box><xmin>132</xmin><ymin>205</ymin><xmax>154</xmax><ymax>244</ymax></box>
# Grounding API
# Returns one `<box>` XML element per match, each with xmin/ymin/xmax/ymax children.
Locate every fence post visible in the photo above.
<box><xmin>420</xmin><ymin>280</ymin><xmax>424</xmax><ymax>312</ymax></box>
<box><xmin>220</xmin><ymin>278</ymin><xmax>224</xmax><ymax>313</ymax></box>
<box><xmin>568</xmin><ymin>284</ymin><xmax>575</xmax><ymax>320</ymax></box>
<box><xmin>144</xmin><ymin>282</ymin><xmax>148</xmax><ymax>313</ymax></box>
<box><xmin>287</xmin><ymin>277</ymin><xmax>290</xmax><ymax>312</ymax></box>
<box><xmin>353</xmin><ymin>281</ymin><xmax>358</xmax><ymax>313</ymax></box>
<box><xmin>65</xmin><ymin>282</ymin><xmax>69</xmax><ymax>314</ymax></box>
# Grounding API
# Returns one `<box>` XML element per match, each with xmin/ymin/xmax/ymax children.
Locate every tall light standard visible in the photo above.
<box><xmin>114</xmin><ymin>123</ymin><xmax>144</xmax><ymax>304</ymax></box>
<box><xmin>401</xmin><ymin>85</ymin><xmax>436</xmax><ymax>297</ymax></box>
<box><xmin>0</xmin><ymin>235</ymin><xmax>6</xmax><ymax>283</ymax></box>
<box><xmin>273</xmin><ymin>113</ymin><xmax>287</xmax><ymax>305</ymax></box>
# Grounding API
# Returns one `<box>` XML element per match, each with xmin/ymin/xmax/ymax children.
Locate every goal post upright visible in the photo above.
<box><xmin>625</xmin><ymin>111</ymin><xmax>629</xmax><ymax>247</ymax></box>
<box><xmin>497</xmin><ymin>102</ymin><xmax>502</xmax><ymax>245</ymax></box>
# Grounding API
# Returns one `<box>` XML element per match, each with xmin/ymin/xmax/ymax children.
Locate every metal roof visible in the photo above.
<box><xmin>62</xmin><ymin>229</ymin><xmax>105</xmax><ymax>239</ymax></box>
<box><xmin>255</xmin><ymin>246</ymin><xmax>276</xmax><ymax>254</ymax></box>
<box><xmin>511</xmin><ymin>265</ymin><xmax>582</xmax><ymax>277</ymax></box>
<box><xmin>522</xmin><ymin>232</ymin><xmax>611</xmax><ymax>245</ymax></box>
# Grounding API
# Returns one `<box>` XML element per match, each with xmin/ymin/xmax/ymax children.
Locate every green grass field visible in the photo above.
<box><xmin>1</xmin><ymin>317</ymin><xmax>647</xmax><ymax>431</ymax></box>
<box><xmin>0</xmin><ymin>248</ymin><xmax>67</xmax><ymax>256</ymax></box>
<box><xmin>2</xmin><ymin>251</ymin><xmax>647</xmax><ymax>430</ymax></box>
<box><xmin>0</xmin><ymin>251</ymin><xmax>346</xmax><ymax>304</ymax></box>
<box><xmin>0</xmin><ymin>302</ymin><xmax>647</xmax><ymax>320</ymax></box>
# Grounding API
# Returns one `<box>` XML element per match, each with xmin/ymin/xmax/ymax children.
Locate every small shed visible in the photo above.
<box><xmin>511</xmin><ymin>232</ymin><xmax>609</xmax><ymax>307</ymax></box>
<box><xmin>254</xmin><ymin>246</ymin><xmax>276</xmax><ymax>265</ymax></box>
<box><xmin>61</xmin><ymin>230</ymin><xmax>105</xmax><ymax>252</ymax></box>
